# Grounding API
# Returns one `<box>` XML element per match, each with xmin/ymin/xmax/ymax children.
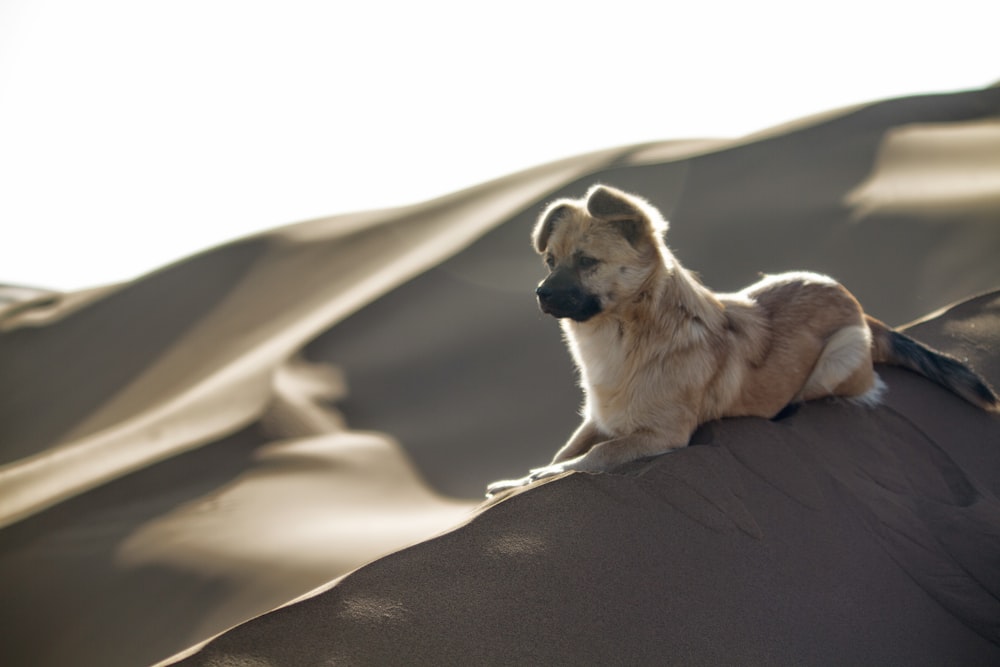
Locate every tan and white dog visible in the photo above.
<box><xmin>487</xmin><ymin>184</ymin><xmax>998</xmax><ymax>496</ymax></box>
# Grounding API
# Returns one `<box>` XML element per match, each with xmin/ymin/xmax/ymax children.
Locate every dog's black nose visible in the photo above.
<box><xmin>535</xmin><ymin>284</ymin><xmax>553</xmax><ymax>300</ymax></box>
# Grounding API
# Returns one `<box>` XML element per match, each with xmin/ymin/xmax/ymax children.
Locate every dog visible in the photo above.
<box><xmin>486</xmin><ymin>184</ymin><xmax>999</xmax><ymax>496</ymax></box>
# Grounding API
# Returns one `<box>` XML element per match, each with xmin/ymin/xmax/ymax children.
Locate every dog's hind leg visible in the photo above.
<box><xmin>798</xmin><ymin>324</ymin><xmax>882</xmax><ymax>404</ymax></box>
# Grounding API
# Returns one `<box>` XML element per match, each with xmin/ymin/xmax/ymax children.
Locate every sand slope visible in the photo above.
<box><xmin>1</xmin><ymin>86</ymin><xmax>999</xmax><ymax>666</ymax></box>
<box><xmin>176</xmin><ymin>293</ymin><xmax>1000</xmax><ymax>666</ymax></box>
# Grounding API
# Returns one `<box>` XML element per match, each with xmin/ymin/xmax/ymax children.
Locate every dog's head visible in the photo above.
<box><xmin>531</xmin><ymin>185</ymin><xmax>670</xmax><ymax>322</ymax></box>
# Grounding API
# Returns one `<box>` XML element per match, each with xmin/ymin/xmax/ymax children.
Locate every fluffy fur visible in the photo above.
<box><xmin>486</xmin><ymin>185</ymin><xmax>998</xmax><ymax>496</ymax></box>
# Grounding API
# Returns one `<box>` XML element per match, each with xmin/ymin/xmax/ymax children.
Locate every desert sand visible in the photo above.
<box><xmin>1</xmin><ymin>85</ymin><xmax>999</xmax><ymax>666</ymax></box>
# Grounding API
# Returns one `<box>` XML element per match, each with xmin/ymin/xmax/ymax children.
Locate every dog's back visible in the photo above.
<box><xmin>719</xmin><ymin>272</ymin><xmax>881</xmax><ymax>417</ymax></box>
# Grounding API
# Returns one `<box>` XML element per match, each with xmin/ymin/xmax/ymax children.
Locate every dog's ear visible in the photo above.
<box><xmin>532</xmin><ymin>201</ymin><xmax>573</xmax><ymax>253</ymax></box>
<box><xmin>586</xmin><ymin>184</ymin><xmax>667</xmax><ymax>248</ymax></box>
<box><xmin>586</xmin><ymin>185</ymin><xmax>644</xmax><ymax>220</ymax></box>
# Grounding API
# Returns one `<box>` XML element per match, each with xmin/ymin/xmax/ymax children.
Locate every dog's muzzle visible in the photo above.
<box><xmin>536</xmin><ymin>272</ymin><xmax>602</xmax><ymax>322</ymax></box>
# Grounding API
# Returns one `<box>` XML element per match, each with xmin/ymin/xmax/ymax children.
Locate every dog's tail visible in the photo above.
<box><xmin>866</xmin><ymin>315</ymin><xmax>999</xmax><ymax>411</ymax></box>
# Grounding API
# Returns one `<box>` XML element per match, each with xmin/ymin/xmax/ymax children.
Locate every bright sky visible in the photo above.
<box><xmin>1</xmin><ymin>0</ymin><xmax>997</xmax><ymax>291</ymax></box>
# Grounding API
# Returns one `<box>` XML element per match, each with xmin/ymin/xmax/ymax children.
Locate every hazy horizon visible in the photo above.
<box><xmin>1</xmin><ymin>0</ymin><xmax>997</xmax><ymax>290</ymax></box>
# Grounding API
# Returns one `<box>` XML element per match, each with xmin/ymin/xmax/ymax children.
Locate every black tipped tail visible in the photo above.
<box><xmin>883</xmin><ymin>329</ymin><xmax>999</xmax><ymax>412</ymax></box>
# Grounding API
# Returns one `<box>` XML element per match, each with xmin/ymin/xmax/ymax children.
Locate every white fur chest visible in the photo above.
<box><xmin>563</xmin><ymin>319</ymin><xmax>639</xmax><ymax>435</ymax></box>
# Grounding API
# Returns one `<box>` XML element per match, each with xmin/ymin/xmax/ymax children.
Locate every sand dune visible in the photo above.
<box><xmin>847</xmin><ymin>117</ymin><xmax>1000</xmax><ymax>216</ymax></box>
<box><xmin>1</xmin><ymin>85</ymin><xmax>999</xmax><ymax>666</ymax></box>
<box><xmin>176</xmin><ymin>293</ymin><xmax>1000</xmax><ymax>665</ymax></box>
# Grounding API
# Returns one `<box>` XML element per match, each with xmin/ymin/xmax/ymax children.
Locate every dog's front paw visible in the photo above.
<box><xmin>526</xmin><ymin>463</ymin><xmax>568</xmax><ymax>481</ymax></box>
<box><xmin>485</xmin><ymin>463</ymin><xmax>575</xmax><ymax>498</ymax></box>
<box><xmin>485</xmin><ymin>475</ymin><xmax>533</xmax><ymax>498</ymax></box>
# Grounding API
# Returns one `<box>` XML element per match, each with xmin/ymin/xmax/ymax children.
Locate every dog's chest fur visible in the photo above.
<box><xmin>563</xmin><ymin>317</ymin><xmax>672</xmax><ymax>436</ymax></box>
<box><xmin>565</xmin><ymin>319</ymin><xmax>628</xmax><ymax>390</ymax></box>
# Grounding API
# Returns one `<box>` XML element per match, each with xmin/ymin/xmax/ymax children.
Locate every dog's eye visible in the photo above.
<box><xmin>544</xmin><ymin>254</ymin><xmax>556</xmax><ymax>269</ymax></box>
<box><xmin>577</xmin><ymin>255</ymin><xmax>600</xmax><ymax>270</ymax></box>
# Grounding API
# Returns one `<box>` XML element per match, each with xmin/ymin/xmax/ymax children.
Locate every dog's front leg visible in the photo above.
<box><xmin>486</xmin><ymin>424</ymin><xmax>693</xmax><ymax>497</ymax></box>
<box><xmin>485</xmin><ymin>421</ymin><xmax>606</xmax><ymax>497</ymax></box>
<box><xmin>550</xmin><ymin>420</ymin><xmax>605</xmax><ymax>463</ymax></box>
<box><xmin>529</xmin><ymin>428</ymin><xmax>692</xmax><ymax>480</ymax></box>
